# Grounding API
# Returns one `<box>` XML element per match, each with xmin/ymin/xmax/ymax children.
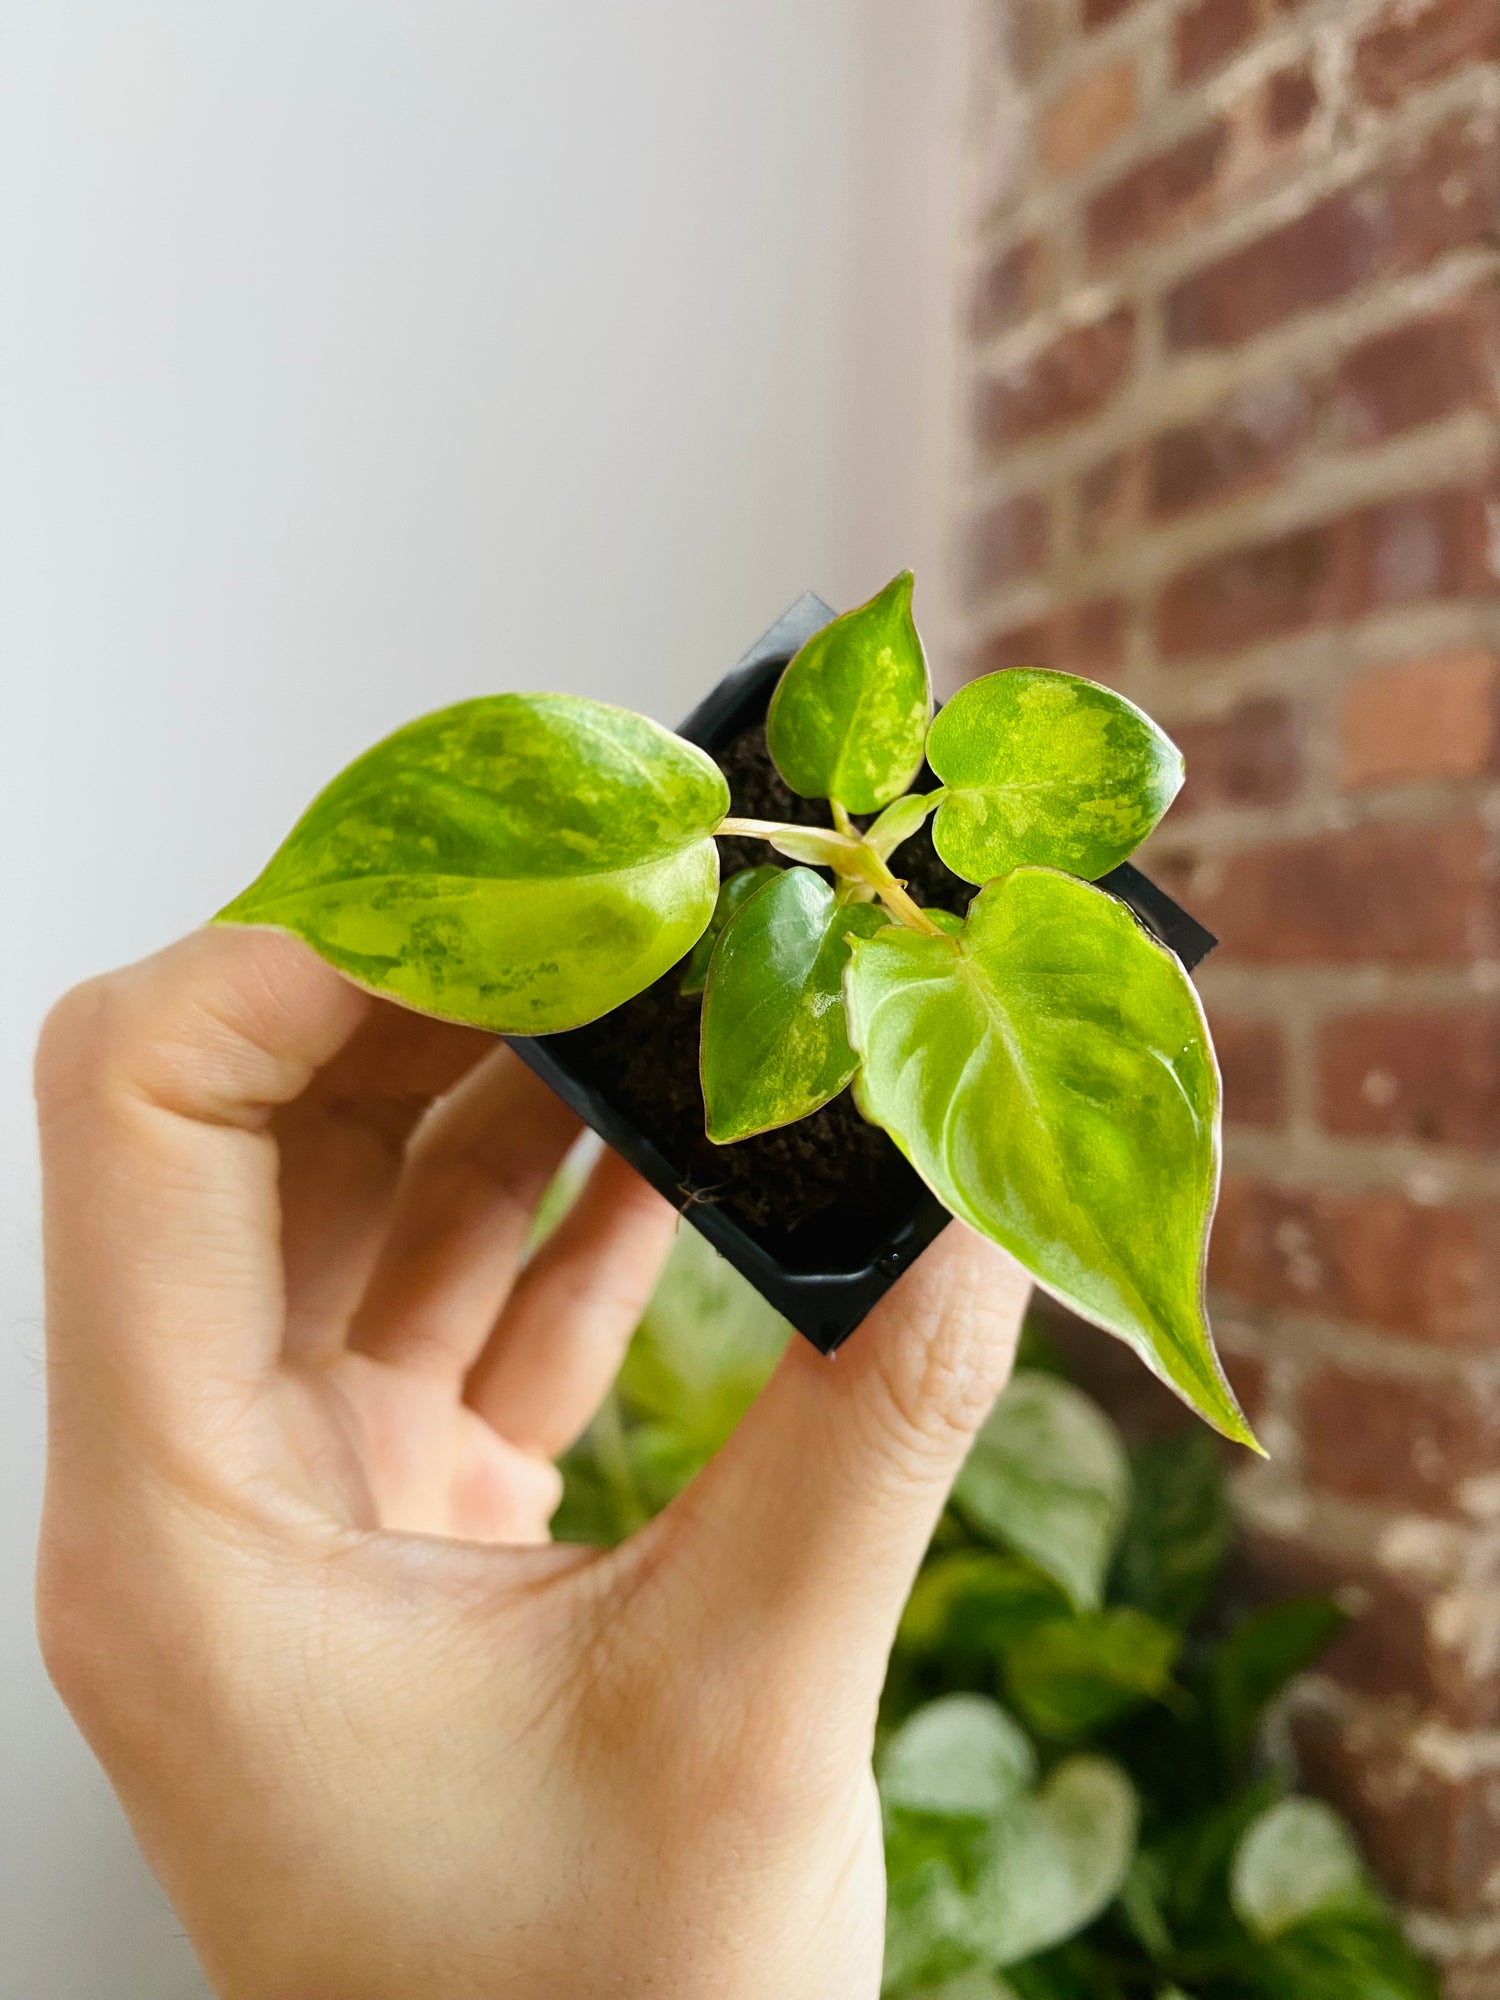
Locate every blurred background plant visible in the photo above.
<box><xmin>557</xmin><ymin>1217</ymin><xmax>1439</xmax><ymax>2000</ymax></box>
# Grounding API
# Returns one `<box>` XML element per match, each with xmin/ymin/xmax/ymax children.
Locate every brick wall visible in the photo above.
<box><xmin>960</xmin><ymin>0</ymin><xmax>1500</xmax><ymax>1982</ymax></box>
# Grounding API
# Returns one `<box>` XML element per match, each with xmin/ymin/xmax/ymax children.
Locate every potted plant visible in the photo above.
<box><xmin>219</xmin><ymin>573</ymin><xmax>1252</xmax><ymax>1447</ymax></box>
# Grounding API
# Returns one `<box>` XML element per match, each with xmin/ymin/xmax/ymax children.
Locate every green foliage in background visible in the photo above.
<box><xmin>558</xmin><ymin>1231</ymin><xmax>1438</xmax><ymax>2000</ymax></box>
<box><xmin>219</xmin><ymin>572</ymin><xmax>1249</xmax><ymax>1444</ymax></box>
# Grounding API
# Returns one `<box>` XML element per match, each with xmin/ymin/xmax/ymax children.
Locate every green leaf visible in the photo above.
<box><xmin>1231</xmin><ymin>1801</ymin><xmax>1378</xmax><ymax>1941</ymax></box>
<box><xmin>880</xmin><ymin>1695</ymin><xmax>1037</xmax><ymax>1820</ymax></box>
<box><xmin>1112</xmin><ymin>1430</ymin><xmax>1231</xmax><ymax>1629</ymax></box>
<box><xmin>884</xmin><ymin>1841</ymin><xmax>983</xmax><ymax>1995</ymax></box>
<box><xmin>701</xmin><ymin>867</ymin><xmax>888</xmax><ymax>1141</ymax></box>
<box><xmin>868</xmin><ymin>789</ymin><xmax>941</xmax><ymax>862</ymax></box>
<box><xmin>766</xmin><ymin>571</ymin><xmax>932</xmax><ymax>812</ymax></box>
<box><xmin>950</xmin><ymin>1373</ymin><xmax>1130</xmax><ymax>1611</ymax></box>
<box><xmin>845</xmin><ymin>868</ymin><xmax>1254</xmax><ymax>1448</ymax></box>
<box><xmin>218</xmin><ymin>694</ymin><xmax>729</xmax><ymax>1033</ymax></box>
<box><xmin>898</xmin><ymin>1550</ymin><xmax>1071</xmax><ymax>1663</ymax></box>
<box><xmin>971</xmin><ymin>1757</ymin><xmax>1139</xmax><ymax>1968</ymax></box>
<box><xmin>679</xmin><ymin>864</ymin><xmax>780</xmax><ymax>995</ymax></box>
<box><xmin>618</xmin><ymin>1226</ymin><xmax>788</xmax><ymax>1464</ymax></box>
<box><xmin>925</xmin><ymin>670</ymin><xmax>1183</xmax><ymax>885</ymax></box>
<box><xmin>1252</xmin><ymin>1917</ymin><xmax>1440</xmax><ymax>2000</ymax></box>
<box><xmin>1003</xmin><ymin>1608</ymin><xmax>1181</xmax><ymax>1739</ymax></box>
<box><xmin>905</xmin><ymin>1976</ymin><xmax>1019</xmax><ymax>2000</ymax></box>
<box><xmin>1213</xmin><ymin>1598</ymin><xmax>1346</xmax><ymax>1771</ymax></box>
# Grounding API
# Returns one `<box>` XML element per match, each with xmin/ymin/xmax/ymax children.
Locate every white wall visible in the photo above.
<box><xmin>0</xmin><ymin>3</ymin><xmax>966</xmax><ymax>1992</ymax></box>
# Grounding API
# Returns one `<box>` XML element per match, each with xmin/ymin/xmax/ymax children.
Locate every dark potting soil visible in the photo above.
<box><xmin>546</xmin><ymin>719</ymin><xmax>971</xmax><ymax>1274</ymax></box>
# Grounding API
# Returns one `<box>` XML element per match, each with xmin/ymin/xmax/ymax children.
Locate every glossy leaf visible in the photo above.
<box><xmin>679</xmin><ymin>864</ymin><xmax>780</xmax><ymax>995</ymax></box>
<box><xmin>868</xmin><ymin>789</ymin><xmax>941</xmax><ymax>862</ymax></box>
<box><xmin>845</xmin><ymin>868</ymin><xmax>1254</xmax><ymax>1447</ymax></box>
<box><xmin>950</xmin><ymin>1373</ymin><xmax>1130</xmax><ymax>1611</ymax></box>
<box><xmin>880</xmin><ymin>1695</ymin><xmax>1037</xmax><ymax>1820</ymax></box>
<box><xmin>701</xmin><ymin>867</ymin><xmax>888</xmax><ymax>1142</ymax></box>
<box><xmin>1003</xmin><ymin>1608</ymin><xmax>1181</xmax><ymax>1739</ymax></box>
<box><xmin>218</xmin><ymin>694</ymin><xmax>728</xmax><ymax>1033</ymax></box>
<box><xmin>766</xmin><ymin>571</ymin><xmax>932</xmax><ymax>812</ymax></box>
<box><xmin>926</xmin><ymin>671</ymin><xmax>1183</xmax><ymax>884</ymax></box>
<box><xmin>1213</xmin><ymin>1598</ymin><xmax>1346</xmax><ymax>1771</ymax></box>
<box><xmin>898</xmin><ymin>1550</ymin><xmax>1071</xmax><ymax>1663</ymax></box>
<box><xmin>971</xmin><ymin>1758</ymin><xmax>1139</xmax><ymax>1968</ymax></box>
<box><xmin>1112</xmin><ymin>1430</ymin><xmax>1231</xmax><ymax>1629</ymax></box>
<box><xmin>1231</xmin><ymin>1801</ymin><xmax>1378</xmax><ymax>1941</ymax></box>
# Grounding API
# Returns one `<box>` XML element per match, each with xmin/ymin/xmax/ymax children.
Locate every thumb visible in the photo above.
<box><xmin>676</xmin><ymin>1225</ymin><xmax>1029</xmax><ymax>1716</ymax></box>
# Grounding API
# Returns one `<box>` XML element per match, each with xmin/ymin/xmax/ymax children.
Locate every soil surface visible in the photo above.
<box><xmin>547</xmin><ymin>713</ymin><xmax>971</xmax><ymax>1274</ymax></box>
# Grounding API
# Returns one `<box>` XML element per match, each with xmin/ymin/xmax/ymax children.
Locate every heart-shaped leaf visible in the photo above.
<box><xmin>1231</xmin><ymin>1800</ymin><xmax>1378</xmax><ymax>1941</ymax></box>
<box><xmin>218</xmin><ymin>694</ymin><xmax>729</xmax><ymax>1033</ymax></box>
<box><xmin>926</xmin><ymin>671</ymin><xmax>1183</xmax><ymax>884</ymax></box>
<box><xmin>701</xmin><ymin>867</ymin><xmax>887</xmax><ymax>1142</ymax></box>
<box><xmin>897</xmin><ymin>1550</ymin><xmax>1071</xmax><ymax>1663</ymax></box>
<box><xmin>950</xmin><ymin>1374</ymin><xmax>1130</xmax><ymax>1611</ymax></box>
<box><xmin>844</xmin><ymin>869</ymin><xmax>1254</xmax><ymax>1448</ymax></box>
<box><xmin>679</xmin><ymin>864</ymin><xmax>781</xmax><ymax>995</ymax></box>
<box><xmin>766</xmin><ymin>571</ymin><xmax>931</xmax><ymax>812</ymax></box>
<box><xmin>971</xmin><ymin>1757</ymin><xmax>1139</xmax><ymax>1968</ymax></box>
<box><xmin>880</xmin><ymin>1695</ymin><xmax>1038</xmax><ymax>1821</ymax></box>
<box><xmin>1002</xmin><ymin>1608</ymin><xmax>1181</xmax><ymax>1739</ymax></box>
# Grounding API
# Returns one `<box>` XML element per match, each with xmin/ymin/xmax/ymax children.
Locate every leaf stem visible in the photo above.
<box><xmin>716</xmin><ymin>813</ymin><xmax>946</xmax><ymax>936</ymax></box>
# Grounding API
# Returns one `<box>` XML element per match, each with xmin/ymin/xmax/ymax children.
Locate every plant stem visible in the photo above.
<box><xmin>830</xmin><ymin>800</ymin><xmax>856</xmax><ymax>838</ymax></box>
<box><xmin>716</xmin><ymin>814</ymin><xmax>947</xmax><ymax>937</ymax></box>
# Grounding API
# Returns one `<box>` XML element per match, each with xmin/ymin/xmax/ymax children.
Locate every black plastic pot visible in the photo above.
<box><xmin>504</xmin><ymin>592</ymin><xmax>1216</xmax><ymax>1354</ymax></box>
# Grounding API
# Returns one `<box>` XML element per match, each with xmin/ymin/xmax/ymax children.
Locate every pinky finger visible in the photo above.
<box><xmin>463</xmin><ymin>1147</ymin><xmax>678</xmax><ymax>1459</ymax></box>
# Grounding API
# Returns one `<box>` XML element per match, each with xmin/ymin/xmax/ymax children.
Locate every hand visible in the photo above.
<box><xmin>34</xmin><ymin>925</ymin><xmax>1028</xmax><ymax>2000</ymax></box>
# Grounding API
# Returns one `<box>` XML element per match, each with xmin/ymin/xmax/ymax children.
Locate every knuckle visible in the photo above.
<box><xmin>33</xmin><ymin>977</ymin><xmax>117</xmax><ymax>1118</ymax></box>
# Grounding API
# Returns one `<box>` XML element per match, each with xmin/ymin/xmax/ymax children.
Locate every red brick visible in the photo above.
<box><xmin>1448</xmin><ymin>1962</ymin><xmax>1500</xmax><ymax>2000</ymax></box>
<box><xmin>1235</xmin><ymin>1524</ymin><xmax>1500</xmax><ymax>1726</ymax></box>
<box><xmin>1332</xmin><ymin>307</ymin><xmax>1497</xmax><ymax>449</ymax></box>
<box><xmin>1155</xmin><ymin>488</ymin><xmax>1492</xmax><ymax>657</ymax></box>
<box><xmin>1317</xmin><ymin>1006</ymin><xmax>1500</xmax><ymax>1149</ymax></box>
<box><xmin>1212</xmin><ymin>1172</ymin><xmax>1500</xmax><ymax>1346</ymax></box>
<box><xmin>1391</xmin><ymin>111</ymin><xmax>1500</xmax><ymax>271</ymax></box>
<box><xmin>963</xmin><ymin>493</ymin><xmax>1051</xmax><ymax>599</ymax></box>
<box><xmin>1208</xmin><ymin>1014</ymin><xmax>1288</xmax><ymax>1126</ymax></box>
<box><xmin>1074</xmin><ymin>448</ymin><xmax>1144</xmax><ymax>556</ymax></box>
<box><xmin>1196</xmin><ymin>816</ymin><xmax>1495</xmax><ymax>966</ymax></box>
<box><xmin>1340</xmin><ymin>650</ymin><xmax>1500</xmax><ymax>788</ymax></box>
<box><xmin>1264</xmin><ymin>61</ymin><xmax>1318</xmax><ymax>139</ymax></box>
<box><xmin>1041</xmin><ymin>57</ymin><xmax>1138</xmax><ymax>176</ymax></box>
<box><xmin>1148</xmin><ymin>378</ymin><xmax>1310</xmax><ymax>517</ymax></box>
<box><xmin>974</xmin><ymin>595</ymin><xmax>1128</xmax><ymax>679</ymax></box>
<box><xmin>976</xmin><ymin>307</ymin><xmax>1136</xmax><ymax>448</ymax></box>
<box><xmin>1301</xmin><ymin>1366</ymin><xmax>1500</xmax><ymax>1518</ymax></box>
<box><xmin>1086</xmin><ymin>120</ymin><xmax>1229</xmax><ymax>261</ymax></box>
<box><xmin>1165</xmin><ymin>180</ymin><xmax>1392</xmax><ymax>351</ymax></box>
<box><xmin>1170</xmin><ymin>696</ymin><xmax>1300</xmax><ymax>813</ymax></box>
<box><xmin>1175</xmin><ymin>0</ymin><xmax>1257</xmax><ymax>84</ymax></box>
<box><xmin>1294</xmin><ymin>1699</ymin><xmax>1500</xmax><ymax>1912</ymax></box>
<box><xmin>1355</xmin><ymin>0</ymin><xmax>1500</xmax><ymax>110</ymax></box>
<box><xmin>971</xmin><ymin>235</ymin><xmax>1056</xmax><ymax>342</ymax></box>
<box><xmin>1081</xmin><ymin>0</ymin><xmax>1140</xmax><ymax>27</ymax></box>
<box><xmin>1222</xmin><ymin>1345</ymin><xmax>1270</xmax><ymax>1428</ymax></box>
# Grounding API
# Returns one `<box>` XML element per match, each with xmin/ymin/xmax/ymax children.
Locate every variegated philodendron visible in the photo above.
<box><xmin>220</xmin><ymin>571</ymin><xmax>1255</xmax><ymax>1448</ymax></box>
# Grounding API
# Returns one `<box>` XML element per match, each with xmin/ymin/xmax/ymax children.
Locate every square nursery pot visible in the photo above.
<box><xmin>504</xmin><ymin>593</ymin><xmax>1217</xmax><ymax>1355</ymax></box>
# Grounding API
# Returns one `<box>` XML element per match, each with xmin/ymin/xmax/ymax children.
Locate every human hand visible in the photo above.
<box><xmin>35</xmin><ymin>925</ymin><xmax>1029</xmax><ymax>2000</ymax></box>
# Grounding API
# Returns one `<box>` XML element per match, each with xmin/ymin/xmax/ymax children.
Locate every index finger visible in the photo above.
<box><xmin>35</xmin><ymin>924</ymin><xmax>369</xmax><ymax>1439</ymax></box>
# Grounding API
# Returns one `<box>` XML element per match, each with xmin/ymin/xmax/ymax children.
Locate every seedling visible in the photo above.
<box><xmin>220</xmin><ymin>572</ymin><xmax>1254</xmax><ymax>1447</ymax></box>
